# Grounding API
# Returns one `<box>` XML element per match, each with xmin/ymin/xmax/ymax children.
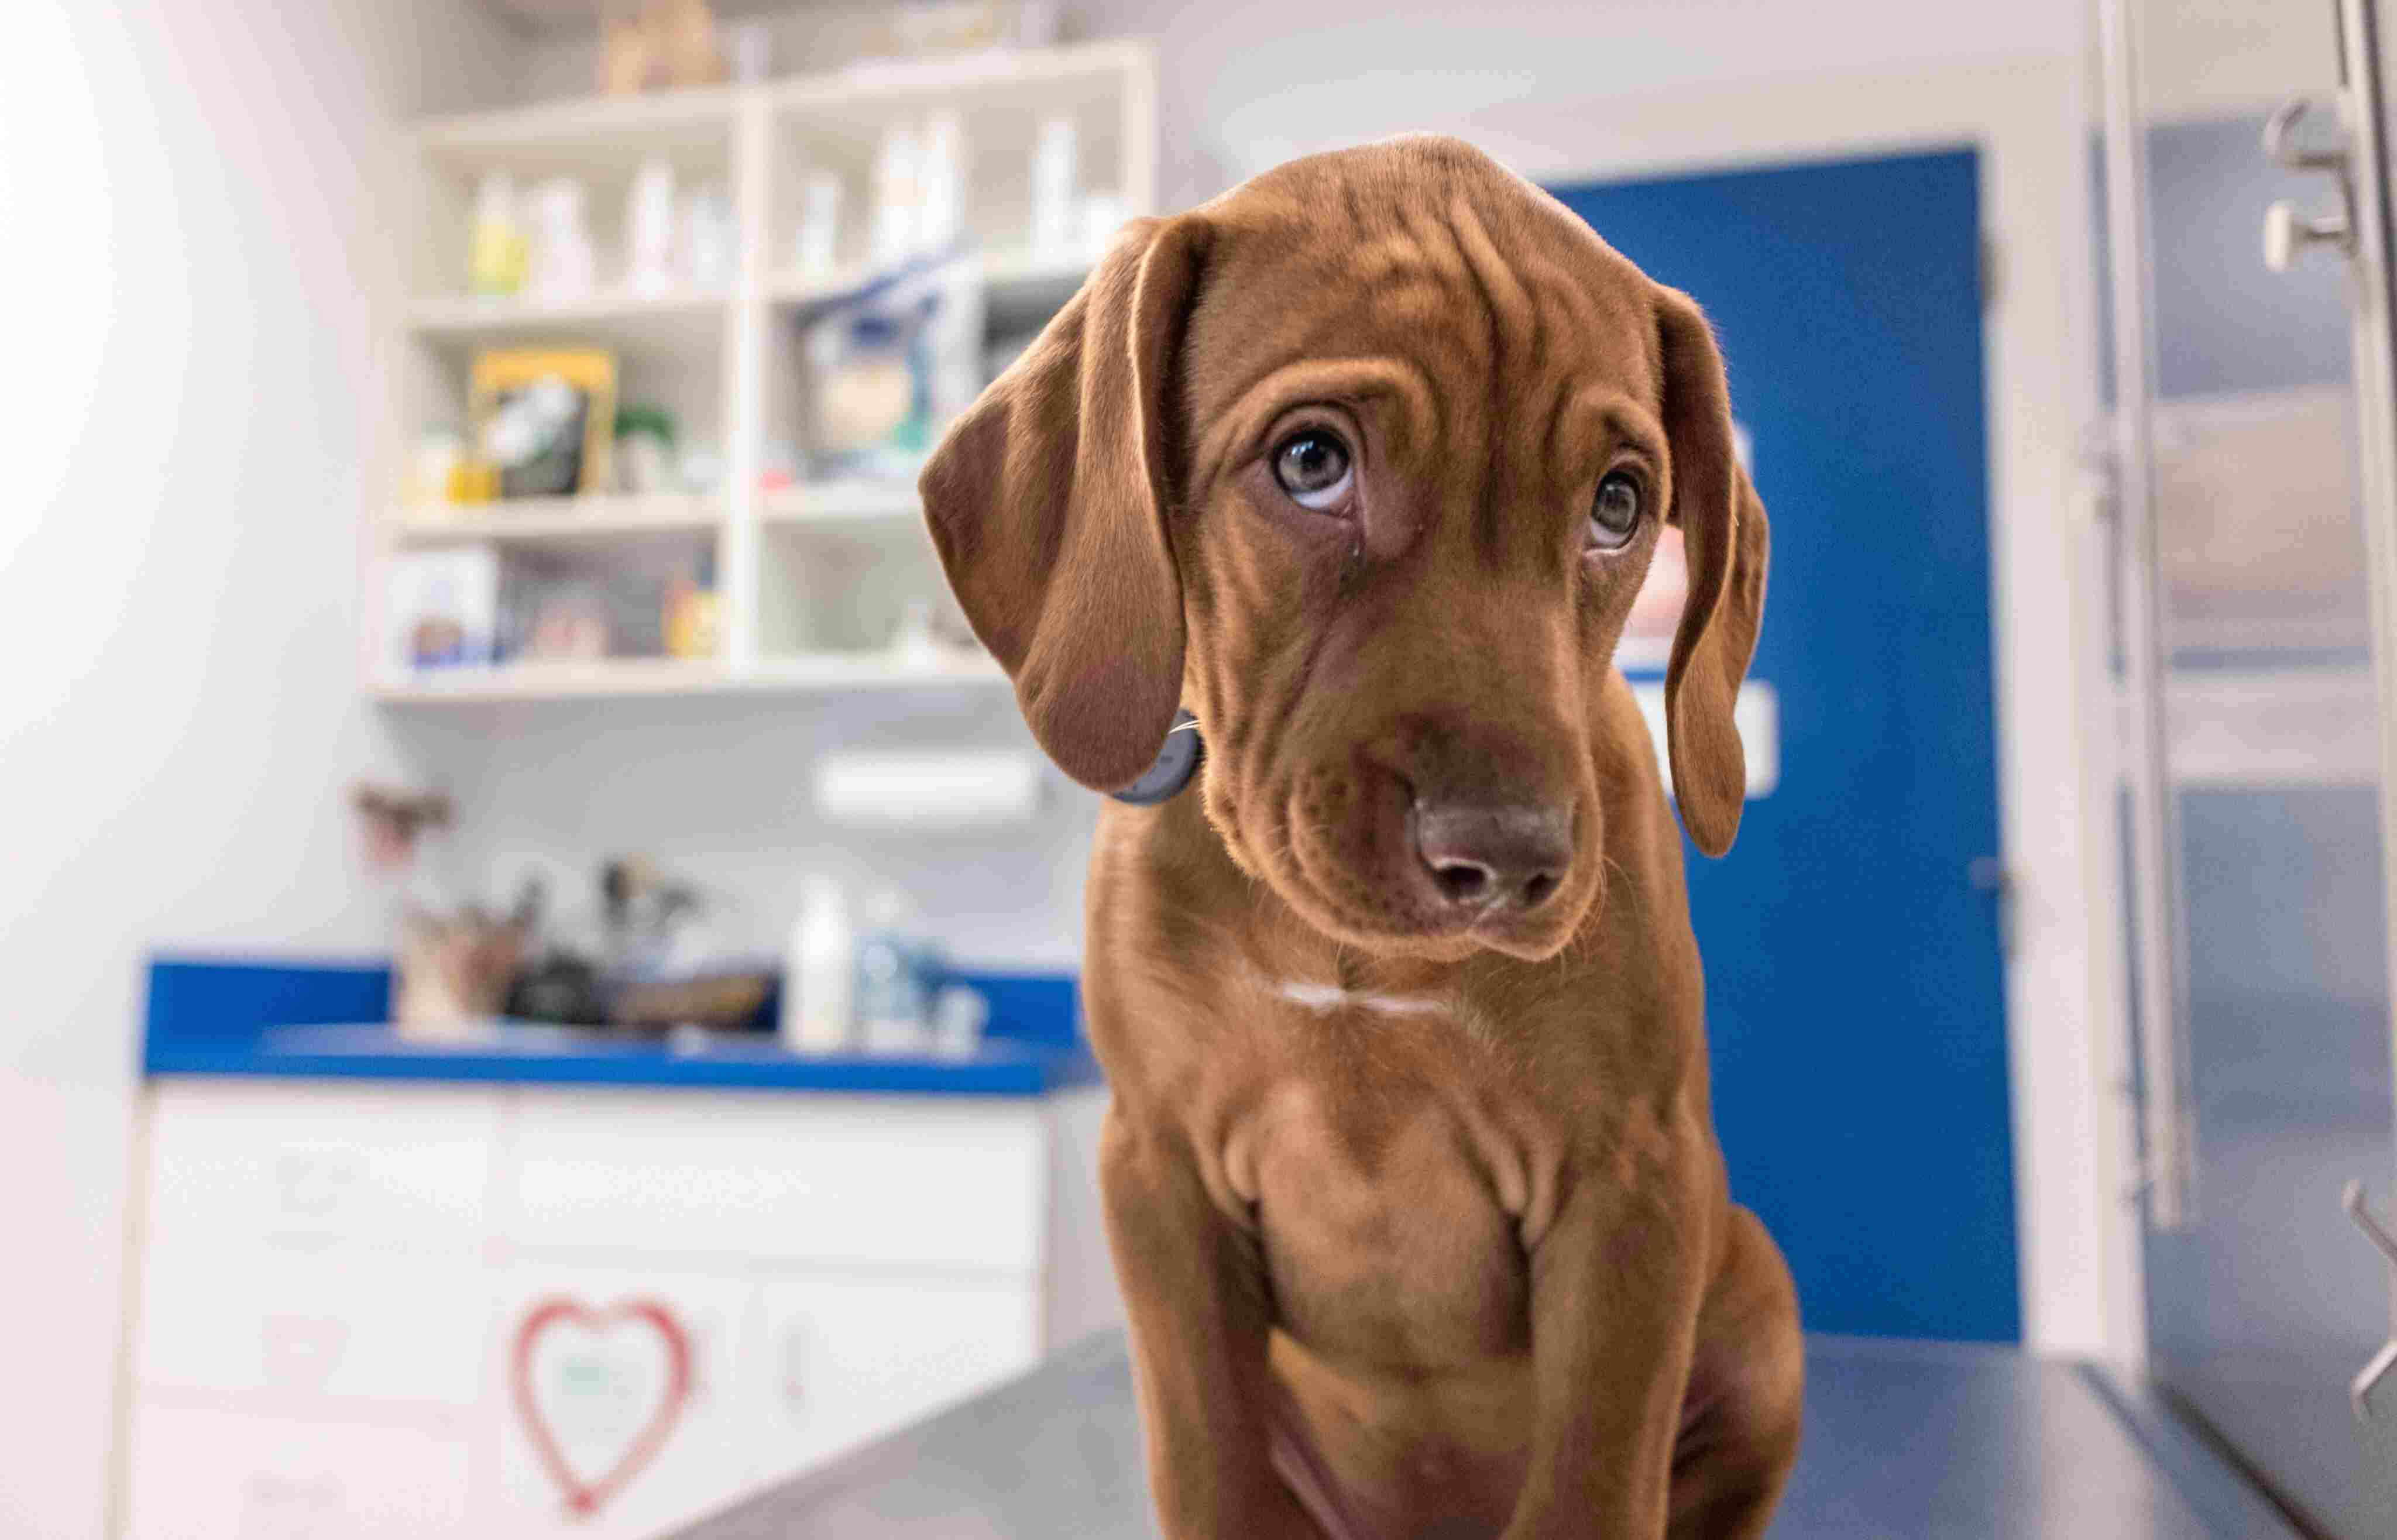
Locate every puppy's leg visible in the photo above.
<box><xmin>1667</xmin><ymin>1208</ymin><xmax>1803</xmax><ymax>1540</ymax></box>
<box><xmin>1500</xmin><ymin>1153</ymin><xmax>1713</xmax><ymax>1540</ymax></box>
<box><xmin>1101</xmin><ymin>1109</ymin><xmax>1325</xmax><ymax>1540</ymax></box>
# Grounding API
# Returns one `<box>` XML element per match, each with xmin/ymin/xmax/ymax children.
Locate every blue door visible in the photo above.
<box><xmin>1551</xmin><ymin>150</ymin><xmax>2015</xmax><ymax>1341</ymax></box>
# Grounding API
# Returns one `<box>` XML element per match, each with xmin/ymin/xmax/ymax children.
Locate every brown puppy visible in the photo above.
<box><xmin>921</xmin><ymin>135</ymin><xmax>1800</xmax><ymax>1540</ymax></box>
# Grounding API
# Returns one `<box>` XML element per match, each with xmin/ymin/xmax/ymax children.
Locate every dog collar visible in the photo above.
<box><xmin>1110</xmin><ymin>710</ymin><xmax>1204</xmax><ymax>805</ymax></box>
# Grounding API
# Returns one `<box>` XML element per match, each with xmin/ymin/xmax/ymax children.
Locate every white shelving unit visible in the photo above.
<box><xmin>372</xmin><ymin>41</ymin><xmax>1156</xmax><ymax>705</ymax></box>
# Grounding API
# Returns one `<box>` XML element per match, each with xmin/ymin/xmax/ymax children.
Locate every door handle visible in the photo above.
<box><xmin>2264</xmin><ymin>97</ymin><xmax>2360</xmax><ymax>272</ymax></box>
<box><xmin>2265</xmin><ymin>202</ymin><xmax>2354</xmax><ymax>271</ymax></box>
<box><xmin>2265</xmin><ymin>95</ymin><xmax>2350</xmax><ymax>174</ymax></box>
<box><xmin>2341</xmin><ymin>1180</ymin><xmax>2397</xmax><ymax>1420</ymax></box>
<box><xmin>1967</xmin><ymin>857</ymin><xmax>2015</xmax><ymax>957</ymax></box>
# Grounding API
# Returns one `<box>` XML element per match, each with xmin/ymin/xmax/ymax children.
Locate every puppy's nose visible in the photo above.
<box><xmin>1412</xmin><ymin>800</ymin><xmax>1572</xmax><ymax>912</ymax></box>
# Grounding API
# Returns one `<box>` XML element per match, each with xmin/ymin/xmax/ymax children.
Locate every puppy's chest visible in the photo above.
<box><xmin>1227</xmin><ymin>1058</ymin><xmax>1550</xmax><ymax>1371</ymax></box>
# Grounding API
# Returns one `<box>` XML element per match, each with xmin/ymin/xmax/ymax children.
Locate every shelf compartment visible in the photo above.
<box><xmin>397</xmin><ymin>319</ymin><xmax>730</xmax><ymax>549</ymax></box>
<box><xmin>409</xmin><ymin>80</ymin><xmax>739</xmax><ymax>350</ymax></box>
<box><xmin>396</xmin><ymin>493</ymin><xmax>723</xmax><ymax>545</ymax></box>
<box><xmin>755</xmin><ymin>513</ymin><xmax>957</xmax><ymax>658</ymax></box>
<box><xmin>763</xmin><ymin>43</ymin><xmax>1147</xmax><ymax>311</ymax></box>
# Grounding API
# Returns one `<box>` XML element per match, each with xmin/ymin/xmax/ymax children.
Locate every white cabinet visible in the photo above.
<box><xmin>750</xmin><ymin>1271</ymin><xmax>1042</xmax><ymax>1474</ymax></box>
<box><xmin>122</xmin><ymin>1081</ymin><xmax>1115</xmax><ymax>1539</ymax></box>
<box><xmin>482</xmin><ymin>1263</ymin><xmax>760</xmax><ymax>1540</ymax></box>
<box><xmin>507</xmin><ymin>1091</ymin><xmax>1046</xmax><ymax>1270</ymax></box>
<box><xmin>145</xmin><ymin>1084</ymin><xmax>497</xmax><ymax>1256</ymax></box>
<box><xmin>136</xmin><ymin>1250</ymin><xmax>490</xmax><ymax>1412</ymax></box>
<box><xmin>122</xmin><ymin>1404</ymin><xmax>473</xmax><ymax>1540</ymax></box>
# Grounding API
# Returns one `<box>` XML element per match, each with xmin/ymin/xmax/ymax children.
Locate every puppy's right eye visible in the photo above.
<box><xmin>1272</xmin><ymin>429</ymin><xmax>1354</xmax><ymax>510</ymax></box>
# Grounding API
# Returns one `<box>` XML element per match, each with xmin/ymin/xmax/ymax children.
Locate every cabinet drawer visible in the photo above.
<box><xmin>485</xmin><ymin>1263</ymin><xmax>759</xmax><ymax>1540</ymax></box>
<box><xmin>749</xmin><ymin>1273</ymin><xmax>1041</xmax><ymax>1479</ymax></box>
<box><xmin>506</xmin><ymin>1092</ymin><xmax>1046</xmax><ymax>1271</ymax></box>
<box><xmin>148</xmin><ymin>1084</ymin><xmax>498</xmax><ymax>1256</ymax></box>
<box><xmin>122</xmin><ymin>1401</ymin><xmax>471</xmax><ymax>1540</ymax></box>
<box><xmin>136</xmin><ymin>1249</ymin><xmax>491</xmax><ymax>1411</ymax></box>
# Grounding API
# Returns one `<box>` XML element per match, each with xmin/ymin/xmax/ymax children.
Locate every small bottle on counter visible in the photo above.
<box><xmin>854</xmin><ymin>888</ymin><xmax>935</xmax><ymax>1056</ymax></box>
<box><xmin>781</xmin><ymin>876</ymin><xmax>853</xmax><ymax>1056</ymax></box>
<box><xmin>931</xmin><ymin>984</ymin><xmax>989</xmax><ymax>1060</ymax></box>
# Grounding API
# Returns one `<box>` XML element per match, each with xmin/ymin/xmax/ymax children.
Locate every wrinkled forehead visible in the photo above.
<box><xmin>1179</xmin><ymin>143</ymin><xmax>1663</xmax><ymax>428</ymax></box>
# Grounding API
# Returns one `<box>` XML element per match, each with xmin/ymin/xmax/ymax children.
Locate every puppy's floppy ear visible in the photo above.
<box><xmin>919</xmin><ymin>216</ymin><xmax>1208</xmax><ymax>792</ymax></box>
<box><xmin>1655</xmin><ymin>287</ymin><xmax>1770</xmax><ymax>858</ymax></box>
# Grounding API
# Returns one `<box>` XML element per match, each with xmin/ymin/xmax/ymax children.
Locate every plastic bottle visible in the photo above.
<box><xmin>917</xmin><ymin>110</ymin><xmax>966</xmax><ymax>253</ymax></box>
<box><xmin>468</xmin><ymin>170</ymin><xmax>526</xmax><ymax>295</ymax></box>
<box><xmin>853</xmin><ymin>888</ymin><xmax>933</xmax><ymax>1054</ymax></box>
<box><xmin>781</xmin><ymin>876</ymin><xmax>853</xmax><ymax>1055</ymax></box>
<box><xmin>794</xmin><ymin>169</ymin><xmax>842</xmax><ymax>279</ymax></box>
<box><xmin>526</xmin><ymin>177</ymin><xmax>596</xmax><ymax>300</ymax></box>
<box><xmin>1029</xmin><ymin>115</ymin><xmax>1077</xmax><ymax>263</ymax></box>
<box><xmin>681</xmin><ymin>178</ymin><xmax>736</xmax><ymax>290</ymax></box>
<box><xmin>869</xmin><ymin>120</ymin><xmax>923</xmax><ymax>266</ymax></box>
<box><xmin>626</xmin><ymin>157</ymin><xmax>678</xmax><ymax>295</ymax></box>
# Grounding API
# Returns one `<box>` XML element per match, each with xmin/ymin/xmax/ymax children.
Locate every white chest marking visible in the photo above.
<box><xmin>1272</xmin><ymin>979</ymin><xmax>1450</xmax><ymax>1019</ymax></box>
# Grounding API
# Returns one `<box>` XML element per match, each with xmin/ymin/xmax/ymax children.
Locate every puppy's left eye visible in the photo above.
<box><xmin>1272</xmin><ymin>429</ymin><xmax>1354</xmax><ymax>510</ymax></box>
<box><xmin>1587</xmin><ymin>471</ymin><xmax>1643</xmax><ymax>552</ymax></box>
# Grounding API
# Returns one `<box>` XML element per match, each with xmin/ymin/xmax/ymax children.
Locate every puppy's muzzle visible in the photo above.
<box><xmin>1409</xmin><ymin>798</ymin><xmax>1574</xmax><ymax>915</ymax></box>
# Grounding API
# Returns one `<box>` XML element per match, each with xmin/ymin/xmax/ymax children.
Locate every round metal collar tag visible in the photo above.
<box><xmin>1109</xmin><ymin>711</ymin><xmax>1204</xmax><ymax>805</ymax></box>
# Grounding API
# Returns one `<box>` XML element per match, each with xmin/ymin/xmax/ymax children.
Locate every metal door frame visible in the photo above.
<box><xmin>2331</xmin><ymin>0</ymin><xmax>2397</xmax><ymax>1415</ymax></box>
<box><xmin>2093</xmin><ymin>0</ymin><xmax>2397</xmax><ymax>1423</ymax></box>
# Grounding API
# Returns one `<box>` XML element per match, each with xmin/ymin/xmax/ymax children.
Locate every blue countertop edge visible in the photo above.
<box><xmin>142</xmin><ymin>955</ymin><xmax>1098</xmax><ymax>1098</ymax></box>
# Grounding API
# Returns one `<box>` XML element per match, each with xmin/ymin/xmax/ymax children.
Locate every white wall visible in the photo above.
<box><xmin>0</xmin><ymin>5</ymin><xmax>513</xmax><ymax>1535</ymax></box>
<box><xmin>1066</xmin><ymin>0</ymin><xmax>2080</xmax><ymax>206</ymax></box>
<box><xmin>408</xmin><ymin>692</ymin><xmax>1097</xmax><ymax>968</ymax></box>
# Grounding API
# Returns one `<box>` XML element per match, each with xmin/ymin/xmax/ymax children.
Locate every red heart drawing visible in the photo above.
<box><xmin>511</xmin><ymin>1296</ymin><xmax>692</xmax><ymax>1518</ymax></box>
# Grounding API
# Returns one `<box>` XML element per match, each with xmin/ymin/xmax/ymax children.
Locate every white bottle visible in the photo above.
<box><xmin>468</xmin><ymin>169</ymin><xmax>524</xmax><ymax>295</ymax></box>
<box><xmin>794</xmin><ymin>169</ymin><xmax>842</xmax><ymax>279</ymax></box>
<box><xmin>917</xmin><ymin>110</ymin><xmax>967</xmax><ymax>253</ymax></box>
<box><xmin>869</xmin><ymin>119</ymin><xmax>924</xmax><ymax>266</ymax></box>
<box><xmin>781</xmin><ymin>876</ymin><xmax>854</xmax><ymax>1054</ymax></box>
<box><xmin>1029</xmin><ymin>114</ymin><xmax>1077</xmax><ymax>263</ymax></box>
<box><xmin>626</xmin><ymin>157</ymin><xmax>678</xmax><ymax>295</ymax></box>
<box><xmin>526</xmin><ymin>176</ymin><xmax>596</xmax><ymax>300</ymax></box>
<box><xmin>681</xmin><ymin>180</ymin><xmax>736</xmax><ymax>291</ymax></box>
<box><xmin>853</xmin><ymin>887</ymin><xmax>932</xmax><ymax>1056</ymax></box>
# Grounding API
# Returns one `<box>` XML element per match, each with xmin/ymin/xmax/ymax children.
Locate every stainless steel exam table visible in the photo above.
<box><xmin>679</xmin><ymin>1331</ymin><xmax>2303</xmax><ymax>1538</ymax></box>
